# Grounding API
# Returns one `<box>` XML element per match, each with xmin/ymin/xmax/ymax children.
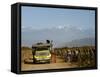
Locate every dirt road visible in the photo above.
<box><xmin>21</xmin><ymin>52</ymin><xmax>78</xmax><ymax>71</ymax></box>
<box><xmin>21</xmin><ymin>62</ymin><xmax>78</xmax><ymax>71</ymax></box>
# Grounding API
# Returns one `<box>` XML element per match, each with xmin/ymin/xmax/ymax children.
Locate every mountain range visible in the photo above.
<box><xmin>22</xmin><ymin>25</ymin><xmax>95</xmax><ymax>47</ymax></box>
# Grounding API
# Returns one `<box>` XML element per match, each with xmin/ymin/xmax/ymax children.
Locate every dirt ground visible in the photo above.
<box><xmin>21</xmin><ymin>49</ymin><xmax>78</xmax><ymax>71</ymax></box>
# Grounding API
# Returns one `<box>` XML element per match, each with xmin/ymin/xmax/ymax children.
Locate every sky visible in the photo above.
<box><xmin>21</xmin><ymin>6</ymin><xmax>95</xmax><ymax>47</ymax></box>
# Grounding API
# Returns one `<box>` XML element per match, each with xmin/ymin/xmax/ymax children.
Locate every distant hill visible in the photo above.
<box><xmin>65</xmin><ymin>37</ymin><xmax>95</xmax><ymax>47</ymax></box>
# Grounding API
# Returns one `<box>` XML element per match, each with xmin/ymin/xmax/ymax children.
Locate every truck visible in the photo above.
<box><xmin>32</xmin><ymin>43</ymin><xmax>52</xmax><ymax>64</ymax></box>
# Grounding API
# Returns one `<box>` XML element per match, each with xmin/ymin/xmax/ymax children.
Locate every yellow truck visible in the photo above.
<box><xmin>32</xmin><ymin>43</ymin><xmax>51</xmax><ymax>64</ymax></box>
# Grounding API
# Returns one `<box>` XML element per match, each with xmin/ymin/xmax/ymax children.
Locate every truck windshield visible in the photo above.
<box><xmin>36</xmin><ymin>47</ymin><xmax>49</xmax><ymax>51</ymax></box>
<box><xmin>35</xmin><ymin>50</ymin><xmax>50</xmax><ymax>56</ymax></box>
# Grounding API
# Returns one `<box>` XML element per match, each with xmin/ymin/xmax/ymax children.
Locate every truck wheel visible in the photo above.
<box><xmin>47</xmin><ymin>61</ymin><xmax>50</xmax><ymax>63</ymax></box>
<box><xmin>33</xmin><ymin>59</ymin><xmax>36</xmax><ymax>64</ymax></box>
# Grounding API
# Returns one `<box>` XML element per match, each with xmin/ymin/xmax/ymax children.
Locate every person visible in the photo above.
<box><xmin>67</xmin><ymin>49</ymin><xmax>72</xmax><ymax>62</ymax></box>
<box><xmin>63</xmin><ymin>49</ymin><xmax>68</xmax><ymax>62</ymax></box>
<box><xmin>51</xmin><ymin>49</ymin><xmax>56</xmax><ymax>63</ymax></box>
<box><xmin>73</xmin><ymin>49</ymin><xmax>78</xmax><ymax>62</ymax></box>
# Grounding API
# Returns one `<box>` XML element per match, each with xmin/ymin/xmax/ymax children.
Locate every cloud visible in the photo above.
<box><xmin>57</xmin><ymin>26</ymin><xmax>64</xmax><ymax>29</ymax></box>
<box><xmin>22</xmin><ymin>26</ymin><xmax>27</xmax><ymax>29</ymax></box>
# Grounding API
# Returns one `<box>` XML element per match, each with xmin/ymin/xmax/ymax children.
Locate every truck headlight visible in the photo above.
<box><xmin>34</xmin><ymin>56</ymin><xmax>39</xmax><ymax>59</ymax></box>
<box><xmin>47</xmin><ymin>54</ymin><xmax>51</xmax><ymax>58</ymax></box>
